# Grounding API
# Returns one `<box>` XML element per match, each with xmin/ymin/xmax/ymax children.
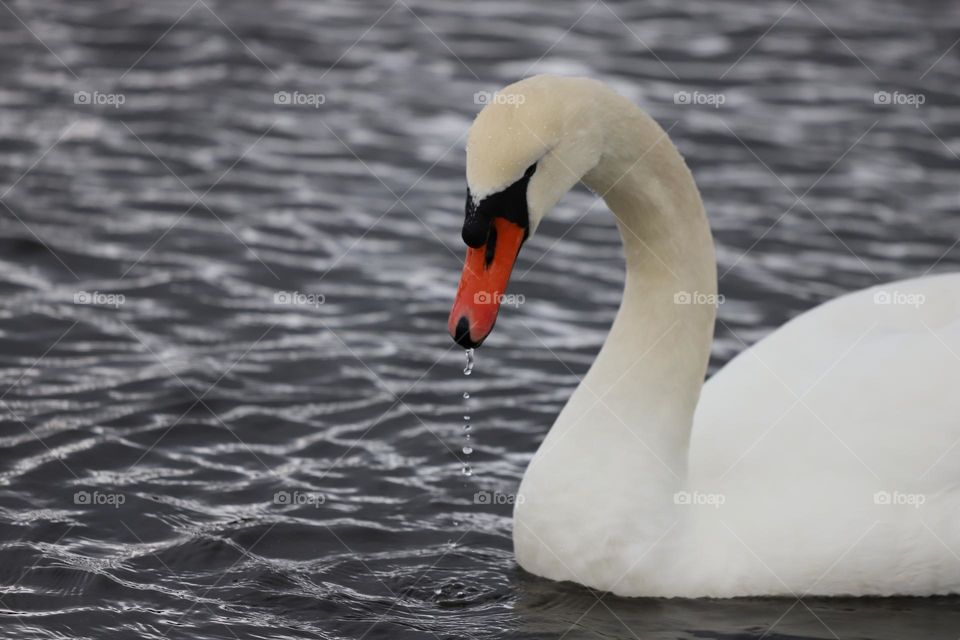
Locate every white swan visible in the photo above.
<box><xmin>447</xmin><ymin>74</ymin><xmax>960</xmax><ymax>598</ymax></box>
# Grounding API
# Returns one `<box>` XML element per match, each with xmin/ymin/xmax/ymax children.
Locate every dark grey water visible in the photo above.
<box><xmin>1</xmin><ymin>0</ymin><xmax>959</xmax><ymax>638</ymax></box>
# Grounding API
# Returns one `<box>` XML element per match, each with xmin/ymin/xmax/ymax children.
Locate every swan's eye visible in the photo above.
<box><xmin>462</xmin><ymin>191</ymin><xmax>489</xmax><ymax>248</ymax></box>
<box><xmin>461</xmin><ymin>163</ymin><xmax>537</xmax><ymax>248</ymax></box>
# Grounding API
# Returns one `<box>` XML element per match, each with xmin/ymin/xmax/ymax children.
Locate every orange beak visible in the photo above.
<box><xmin>448</xmin><ymin>217</ymin><xmax>526</xmax><ymax>348</ymax></box>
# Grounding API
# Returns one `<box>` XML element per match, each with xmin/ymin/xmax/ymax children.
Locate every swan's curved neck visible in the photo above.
<box><xmin>579</xmin><ymin>112</ymin><xmax>717</xmax><ymax>470</ymax></box>
<box><xmin>523</xmin><ymin>108</ymin><xmax>716</xmax><ymax>511</ymax></box>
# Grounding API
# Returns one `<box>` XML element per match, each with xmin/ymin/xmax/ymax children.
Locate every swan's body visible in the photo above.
<box><xmin>449</xmin><ymin>75</ymin><xmax>960</xmax><ymax>597</ymax></box>
<box><xmin>517</xmin><ymin>272</ymin><xmax>960</xmax><ymax>598</ymax></box>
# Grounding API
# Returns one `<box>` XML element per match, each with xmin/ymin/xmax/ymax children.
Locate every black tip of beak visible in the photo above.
<box><xmin>453</xmin><ymin>316</ymin><xmax>483</xmax><ymax>349</ymax></box>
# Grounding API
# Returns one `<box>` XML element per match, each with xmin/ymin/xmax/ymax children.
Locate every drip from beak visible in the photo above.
<box><xmin>448</xmin><ymin>217</ymin><xmax>526</xmax><ymax>348</ymax></box>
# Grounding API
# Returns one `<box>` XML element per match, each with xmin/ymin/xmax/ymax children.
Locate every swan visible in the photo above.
<box><xmin>446</xmin><ymin>74</ymin><xmax>960</xmax><ymax>598</ymax></box>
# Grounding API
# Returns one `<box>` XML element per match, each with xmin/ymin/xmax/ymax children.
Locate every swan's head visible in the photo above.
<box><xmin>448</xmin><ymin>75</ymin><xmax>608</xmax><ymax>348</ymax></box>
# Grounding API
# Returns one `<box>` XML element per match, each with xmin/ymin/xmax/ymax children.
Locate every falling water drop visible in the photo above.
<box><xmin>461</xmin><ymin>350</ymin><xmax>475</xmax><ymax>480</ymax></box>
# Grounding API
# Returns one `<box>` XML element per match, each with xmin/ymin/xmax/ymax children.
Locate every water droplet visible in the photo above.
<box><xmin>461</xmin><ymin>352</ymin><xmax>475</xmax><ymax>478</ymax></box>
<box><xmin>434</xmin><ymin>588</ymin><xmax>442</xmax><ymax>595</ymax></box>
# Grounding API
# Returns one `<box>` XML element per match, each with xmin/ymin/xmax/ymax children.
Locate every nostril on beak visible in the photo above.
<box><xmin>453</xmin><ymin>316</ymin><xmax>479</xmax><ymax>349</ymax></box>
